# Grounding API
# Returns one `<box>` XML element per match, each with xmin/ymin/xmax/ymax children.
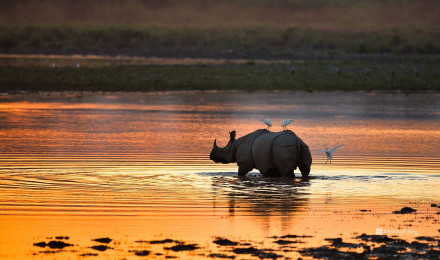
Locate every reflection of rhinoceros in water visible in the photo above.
<box><xmin>210</xmin><ymin>129</ymin><xmax>312</xmax><ymax>178</ymax></box>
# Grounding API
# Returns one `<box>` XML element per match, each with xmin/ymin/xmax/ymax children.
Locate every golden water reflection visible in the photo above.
<box><xmin>0</xmin><ymin>91</ymin><xmax>439</xmax><ymax>259</ymax></box>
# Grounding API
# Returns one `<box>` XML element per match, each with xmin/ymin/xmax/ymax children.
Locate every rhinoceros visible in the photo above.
<box><xmin>210</xmin><ymin>129</ymin><xmax>312</xmax><ymax>178</ymax></box>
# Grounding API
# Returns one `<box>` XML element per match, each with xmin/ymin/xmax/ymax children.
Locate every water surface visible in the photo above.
<box><xmin>0</xmin><ymin>91</ymin><xmax>439</xmax><ymax>259</ymax></box>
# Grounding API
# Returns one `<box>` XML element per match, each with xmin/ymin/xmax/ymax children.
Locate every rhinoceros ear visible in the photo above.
<box><xmin>229</xmin><ymin>130</ymin><xmax>236</xmax><ymax>141</ymax></box>
<box><xmin>213</xmin><ymin>139</ymin><xmax>219</xmax><ymax>149</ymax></box>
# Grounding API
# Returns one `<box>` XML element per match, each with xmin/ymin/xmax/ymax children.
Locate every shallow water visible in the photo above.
<box><xmin>0</xmin><ymin>91</ymin><xmax>439</xmax><ymax>259</ymax></box>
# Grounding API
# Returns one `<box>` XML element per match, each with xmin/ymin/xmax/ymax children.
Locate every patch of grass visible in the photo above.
<box><xmin>1</xmin><ymin>58</ymin><xmax>439</xmax><ymax>92</ymax></box>
<box><xmin>1</xmin><ymin>24</ymin><xmax>439</xmax><ymax>58</ymax></box>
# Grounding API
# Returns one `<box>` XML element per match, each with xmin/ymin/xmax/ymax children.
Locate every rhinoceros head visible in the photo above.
<box><xmin>209</xmin><ymin>131</ymin><xmax>237</xmax><ymax>164</ymax></box>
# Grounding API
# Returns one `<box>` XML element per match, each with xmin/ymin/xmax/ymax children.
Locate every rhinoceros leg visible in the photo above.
<box><xmin>298</xmin><ymin>164</ymin><xmax>310</xmax><ymax>178</ymax></box>
<box><xmin>238</xmin><ymin>164</ymin><xmax>253</xmax><ymax>176</ymax></box>
<box><xmin>298</xmin><ymin>141</ymin><xmax>312</xmax><ymax>179</ymax></box>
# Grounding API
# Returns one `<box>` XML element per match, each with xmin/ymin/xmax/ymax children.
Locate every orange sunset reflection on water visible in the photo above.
<box><xmin>0</xmin><ymin>91</ymin><xmax>439</xmax><ymax>259</ymax></box>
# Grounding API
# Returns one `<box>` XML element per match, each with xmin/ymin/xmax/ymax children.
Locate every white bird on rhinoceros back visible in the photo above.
<box><xmin>320</xmin><ymin>145</ymin><xmax>342</xmax><ymax>164</ymax></box>
<box><xmin>282</xmin><ymin>119</ymin><xmax>294</xmax><ymax>130</ymax></box>
<box><xmin>261</xmin><ymin>118</ymin><xmax>272</xmax><ymax>130</ymax></box>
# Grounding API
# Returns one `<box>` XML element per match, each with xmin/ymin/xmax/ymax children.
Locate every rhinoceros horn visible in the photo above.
<box><xmin>213</xmin><ymin>139</ymin><xmax>219</xmax><ymax>149</ymax></box>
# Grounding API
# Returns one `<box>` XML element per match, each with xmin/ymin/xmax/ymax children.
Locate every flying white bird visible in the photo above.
<box><xmin>281</xmin><ymin>119</ymin><xmax>294</xmax><ymax>130</ymax></box>
<box><xmin>320</xmin><ymin>145</ymin><xmax>342</xmax><ymax>164</ymax></box>
<box><xmin>261</xmin><ymin>118</ymin><xmax>272</xmax><ymax>130</ymax></box>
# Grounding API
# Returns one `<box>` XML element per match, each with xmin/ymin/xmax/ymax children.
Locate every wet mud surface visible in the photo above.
<box><xmin>32</xmin><ymin>232</ymin><xmax>440</xmax><ymax>259</ymax></box>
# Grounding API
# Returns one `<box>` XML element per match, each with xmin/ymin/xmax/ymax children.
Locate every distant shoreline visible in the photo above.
<box><xmin>1</xmin><ymin>57</ymin><xmax>439</xmax><ymax>92</ymax></box>
<box><xmin>2</xmin><ymin>89</ymin><xmax>440</xmax><ymax>97</ymax></box>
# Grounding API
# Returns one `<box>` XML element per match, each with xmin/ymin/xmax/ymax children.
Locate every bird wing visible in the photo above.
<box><xmin>264</xmin><ymin>118</ymin><xmax>272</xmax><ymax>126</ymax></box>
<box><xmin>329</xmin><ymin>145</ymin><xmax>342</xmax><ymax>153</ymax></box>
<box><xmin>319</xmin><ymin>149</ymin><xmax>327</xmax><ymax>153</ymax></box>
<box><xmin>282</xmin><ymin>119</ymin><xmax>293</xmax><ymax>126</ymax></box>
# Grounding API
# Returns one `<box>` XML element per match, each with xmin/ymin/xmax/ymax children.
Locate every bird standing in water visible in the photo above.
<box><xmin>320</xmin><ymin>145</ymin><xmax>343</xmax><ymax>164</ymax></box>
<box><xmin>282</xmin><ymin>119</ymin><xmax>294</xmax><ymax>130</ymax></box>
<box><xmin>261</xmin><ymin>118</ymin><xmax>272</xmax><ymax>130</ymax></box>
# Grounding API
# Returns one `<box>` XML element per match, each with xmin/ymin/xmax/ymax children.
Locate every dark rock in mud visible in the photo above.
<box><xmin>79</xmin><ymin>253</ymin><xmax>98</xmax><ymax>257</ymax></box>
<box><xmin>271</xmin><ymin>234</ymin><xmax>313</xmax><ymax>239</ymax></box>
<box><xmin>167</xmin><ymin>244</ymin><xmax>199</xmax><ymax>252</ymax></box>
<box><xmin>34</xmin><ymin>242</ymin><xmax>47</xmax><ymax>248</ymax></box>
<box><xmin>360</xmin><ymin>209</ymin><xmax>371</xmax><ymax>212</ymax></box>
<box><xmin>415</xmin><ymin>236</ymin><xmax>436</xmax><ymax>242</ymax></box>
<box><xmin>324</xmin><ymin>238</ymin><xmax>342</xmax><ymax>244</ymax></box>
<box><xmin>213</xmin><ymin>237</ymin><xmax>239</xmax><ymax>246</ymax></box>
<box><xmin>47</xmin><ymin>241</ymin><xmax>73</xmax><ymax>249</ymax></box>
<box><xmin>91</xmin><ymin>245</ymin><xmax>111</xmax><ymax>251</ymax></box>
<box><xmin>55</xmin><ymin>236</ymin><xmax>69</xmax><ymax>240</ymax></box>
<box><xmin>357</xmin><ymin>234</ymin><xmax>395</xmax><ymax>243</ymax></box>
<box><xmin>393</xmin><ymin>207</ymin><xmax>416</xmax><ymax>214</ymax></box>
<box><xmin>254</xmin><ymin>252</ymin><xmax>283</xmax><ymax>259</ymax></box>
<box><xmin>431</xmin><ymin>203</ymin><xmax>438</xmax><ymax>207</ymax></box>
<box><xmin>409</xmin><ymin>241</ymin><xmax>429</xmax><ymax>249</ymax></box>
<box><xmin>273</xmin><ymin>239</ymin><xmax>299</xmax><ymax>245</ymax></box>
<box><xmin>389</xmin><ymin>239</ymin><xmax>411</xmax><ymax>247</ymax></box>
<box><xmin>232</xmin><ymin>246</ymin><xmax>263</xmax><ymax>255</ymax></box>
<box><xmin>141</xmin><ymin>239</ymin><xmax>179</xmax><ymax>244</ymax></box>
<box><xmin>208</xmin><ymin>253</ymin><xmax>236</xmax><ymax>259</ymax></box>
<box><xmin>426</xmin><ymin>249</ymin><xmax>440</xmax><ymax>258</ymax></box>
<box><xmin>37</xmin><ymin>250</ymin><xmax>62</xmax><ymax>254</ymax></box>
<box><xmin>131</xmin><ymin>250</ymin><xmax>150</xmax><ymax>256</ymax></box>
<box><xmin>93</xmin><ymin>237</ymin><xmax>112</xmax><ymax>244</ymax></box>
<box><xmin>300</xmin><ymin>245</ymin><xmax>364</xmax><ymax>259</ymax></box>
<box><xmin>324</xmin><ymin>238</ymin><xmax>364</xmax><ymax>248</ymax></box>
<box><xmin>232</xmin><ymin>247</ymin><xmax>283</xmax><ymax>259</ymax></box>
<box><xmin>372</xmin><ymin>244</ymin><xmax>405</xmax><ymax>255</ymax></box>
<box><xmin>33</xmin><ymin>240</ymin><xmax>73</xmax><ymax>249</ymax></box>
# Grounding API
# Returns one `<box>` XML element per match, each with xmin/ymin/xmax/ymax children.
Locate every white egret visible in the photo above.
<box><xmin>281</xmin><ymin>119</ymin><xmax>294</xmax><ymax>130</ymax></box>
<box><xmin>365</xmin><ymin>67</ymin><xmax>370</xmax><ymax>75</ymax></box>
<box><xmin>336</xmin><ymin>67</ymin><xmax>341</xmax><ymax>75</ymax></box>
<box><xmin>290</xmin><ymin>66</ymin><xmax>295</xmax><ymax>75</ymax></box>
<box><xmin>320</xmin><ymin>145</ymin><xmax>342</xmax><ymax>164</ymax></box>
<box><xmin>261</xmin><ymin>118</ymin><xmax>272</xmax><ymax>130</ymax></box>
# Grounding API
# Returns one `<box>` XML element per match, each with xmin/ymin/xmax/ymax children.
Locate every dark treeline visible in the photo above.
<box><xmin>0</xmin><ymin>0</ymin><xmax>439</xmax><ymax>58</ymax></box>
<box><xmin>1</xmin><ymin>25</ymin><xmax>439</xmax><ymax>58</ymax></box>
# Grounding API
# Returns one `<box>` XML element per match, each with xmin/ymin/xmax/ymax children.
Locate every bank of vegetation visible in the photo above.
<box><xmin>1</xmin><ymin>0</ymin><xmax>439</xmax><ymax>91</ymax></box>
<box><xmin>2</xmin><ymin>58</ymin><xmax>439</xmax><ymax>92</ymax></box>
<box><xmin>1</xmin><ymin>24</ymin><xmax>440</xmax><ymax>59</ymax></box>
